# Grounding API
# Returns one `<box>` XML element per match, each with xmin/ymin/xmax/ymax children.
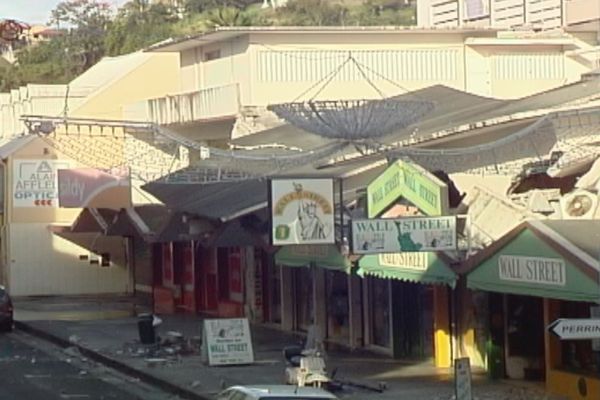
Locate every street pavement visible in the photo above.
<box><xmin>12</xmin><ymin>296</ymin><xmax>567</xmax><ymax>400</ymax></box>
<box><xmin>0</xmin><ymin>330</ymin><xmax>179</xmax><ymax>400</ymax></box>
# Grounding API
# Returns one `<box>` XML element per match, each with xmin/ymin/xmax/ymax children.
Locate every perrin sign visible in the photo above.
<box><xmin>352</xmin><ymin>216</ymin><xmax>457</xmax><ymax>254</ymax></box>
<box><xmin>13</xmin><ymin>159</ymin><xmax>71</xmax><ymax>207</ymax></box>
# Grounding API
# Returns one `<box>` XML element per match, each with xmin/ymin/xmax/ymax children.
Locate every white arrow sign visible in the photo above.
<box><xmin>548</xmin><ymin>318</ymin><xmax>600</xmax><ymax>340</ymax></box>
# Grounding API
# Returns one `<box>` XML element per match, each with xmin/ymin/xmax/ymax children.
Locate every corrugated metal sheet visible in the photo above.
<box><xmin>493</xmin><ymin>52</ymin><xmax>564</xmax><ymax>80</ymax></box>
<box><xmin>257</xmin><ymin>49</ymin><xmax>459</xmax><ymax>82</ymax></box>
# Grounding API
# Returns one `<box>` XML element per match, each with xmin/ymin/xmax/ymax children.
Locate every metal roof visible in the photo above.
<box><xmin>0</xmin><ymin>135</ymin><xmax>36</xmax><ymax>159</ymax></box>
<box><xmin>143</xmin><ymin>179</ymin><xmax>269</xmax><ymax>221</ymax></box>
<box><xmin>142</xmin><ymin>157</ymin><xmax>384</xmax><ymax>221</ymax></box>
<box><xmin>536</xmin><ymin>219</ymin><xmax>600</xmax><ymax>267</ymax></box>
<box><xmin>69</xmin><ymin>52</ymin><xmax>155</xmax><ymax>93</ymax></box>
<box><xmin>146</xmin><ymin>25</ymin><xmax>500</xmax><ymax>53</ymax></box>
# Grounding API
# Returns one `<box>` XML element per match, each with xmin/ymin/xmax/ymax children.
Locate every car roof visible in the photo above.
<box><xmin>225</xmin><ymin>385</ymin><xmax>337</xmax><ymax>399</ymax></box>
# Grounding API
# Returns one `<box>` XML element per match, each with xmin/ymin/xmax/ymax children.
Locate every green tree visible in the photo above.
<box><xmin>105</xmin><ymin>1</ymin><xmax>177</xmax><ymax>55</ymax></box>
<box><xmin>184</xmin><ymin>0</ymin><xmax>258</xmax><ymax>13</ymax></box>
<box><xmin>348</xmin><ymin>0</ymin><xmax>415</xmax><ymax>25</ymax></box>
<box><xmin>50</xmin><ymin>0</ymin><xmax>113</xmax><ymax>70</ymax></box>
<box><xmin>203</xmin><ymin>6</ymin><xmax>255</xmax><ymax>27</ymax></box>
<box><xmin>276</xmin><ymin>0</ymin><xmax>347</xmax><ymax>26</ymax></box>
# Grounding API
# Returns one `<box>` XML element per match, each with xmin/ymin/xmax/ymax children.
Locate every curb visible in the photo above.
<box><xmin>15</xmin><ymin>321</ymin><xmax>211</xmax><ymax>400</ymax></box>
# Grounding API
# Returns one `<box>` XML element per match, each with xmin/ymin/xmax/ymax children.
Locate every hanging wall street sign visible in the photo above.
<box><xmin>351</xmin><ymin>216</ymin><xmax>457</xmax><ymax>254</ymax></box>
<box><xmin>548</xmin><ymin>319</ymin><xmax>600</xmax><ymax>340</ymax></box>
<box><xmin>270</xmin><ymin>178</ymin><xmax>335</xmax><ymax>246</ymax></box>
<box><xmin>367</xmin><ymin>159</ymin><xmax>449</xmax><ymax>218</ymax></box>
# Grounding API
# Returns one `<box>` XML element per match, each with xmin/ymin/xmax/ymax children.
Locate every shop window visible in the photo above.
<box><xmin>204</xmin><ymin>49</ymin><xmax>221</xmax><ymax>61</ymax></box>
<box><xmin>326</xmin><ymin>270</ymin><xmax>349</xmax><ymax>343</ymax></box>
<box><xmin>172</xmin><ymin>243</ymin><xmax>185</xmax><ymax>285</ymax></box>
<box><xmin>559</xmin><ymin>301</ymin><xmax>600</xmax><ymax>377</ymax></box>
<box><xmin>0</xmin><ymin>163</ymin><xmax>4</xmax><ymax>212</ymax></box>
<box><xmin>392</xmin><ymin>281</ymin><xmax>434</xmax><ymax>358</ymax></box>
<box><xmin>369</xmin><ymin>277</ymin><xmax>391</xmax><ymax>348</ymax></box>
<box><xmin>152</xmin><ymin>244</ymin><xmax>163</xmax><ymax>286</ymax></box>
<box><xmin>294</xmin><ymin>268</ymin><xmax>313</xmax><ymax>332</ymax></box>
<box><xmin>505</xmin><ymin>295</ymin><xmax>545</xmax><ymax>380</ymax></box>
<box><xmin>217</xmin><ymin>248</ymin><xmax>230</xmax><ymax>301</ymax></box>
<box><xmin>263</xmin><ymin>252</ymin><xmax>281</xmax><ymax>324</ymax></box>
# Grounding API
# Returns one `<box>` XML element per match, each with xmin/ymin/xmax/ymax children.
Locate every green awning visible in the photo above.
<box><xmin>275</xmin><ymin>245</ymin><xmax>352</xmax><ymax>274</ymax></box>
<box><xmin>358</xmin><ymin>252</ymin><xmax>457</xmax><ymax>288</ymax></box>
<box><xmin>467</xmin><ymin>228</ymin><xmax>600</xmax><ymax>303</ymax></box>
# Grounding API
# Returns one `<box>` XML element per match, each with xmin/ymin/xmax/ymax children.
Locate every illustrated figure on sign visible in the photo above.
<box><xmin>394</xmin><ymin>222</ymin><xmax>423</xmax><ymax>251</ymax></box>
<box><xmin>295</xmin><ymin>182</ymin><xmax>326</xmax><ymax>241</ymax></box>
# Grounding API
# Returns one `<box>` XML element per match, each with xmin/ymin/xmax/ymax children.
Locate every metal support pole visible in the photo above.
<box><xmin>339</xmin><ymin>178</ymin><xmax>344</xmax><ymax>247</ymax></box>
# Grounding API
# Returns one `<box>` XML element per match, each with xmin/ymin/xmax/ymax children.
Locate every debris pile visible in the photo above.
<box><xmin>118</xmin><ymin>330</ymin><xmax>201</xmax><ymax>366</ymax></box>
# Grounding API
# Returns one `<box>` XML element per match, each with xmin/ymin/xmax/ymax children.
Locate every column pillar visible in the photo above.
<box><xmin>349</xmin><ymin>274</ymin><xmax>364</xmax><ymax>349</ymax></box>
<box><xmin>433</xmin><ymin>285</ymin><xmax>452</xmax><ymax>368</ymax></box>
<box><xmin>313</xmin><ymin>266</ymin><xmax>327</xmax><ymax>344</ymax></box>
<box><xmin>280</xmin><ymin>266</ymin><xmax>294</xmax><ymax>331</ymax></box>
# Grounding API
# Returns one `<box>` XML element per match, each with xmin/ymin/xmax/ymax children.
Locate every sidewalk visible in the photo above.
<box><xmin>14</xmin><ymin>296</ymin><xmax>563</xmax><ymax>400</ymax></box>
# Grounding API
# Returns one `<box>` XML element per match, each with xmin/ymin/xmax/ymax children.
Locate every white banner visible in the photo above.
<box><xmin>270</xmin><ymin>179</ymin><xmax>335</xmax><ymax>245</ymax></box>
<box><xmin>202</xmin><ymin>318</ymin><xmax>254</xmax><ymax>366</ymax></box>
<box><xmin>455</xmin><ymin>357</ymin><xmax>473</xmax><ymax>400</ymax></box>
<box><xmin>13</xmin><ymin>159</ymin><xmax>72</xmax><ymax>207</ymax></box>
<box><xmin>352</xmin><ymin>216</ymin><xmax>457</xmax><ymax>254</ymax></box>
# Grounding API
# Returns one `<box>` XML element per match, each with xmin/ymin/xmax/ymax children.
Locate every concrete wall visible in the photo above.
<box><xmin>172</xmin><ymin>30</ymin><xmax>593</xmax><ymax>115</ymax></box>
<box><xmin>7</xmin><ymin>224</ymin><xmax>129</xmax><ymax>296</ymax></box>
<box><xmin>72</xmin><ymin>53</ymin><xmax>179</xmax><ymax>119</ymax></box>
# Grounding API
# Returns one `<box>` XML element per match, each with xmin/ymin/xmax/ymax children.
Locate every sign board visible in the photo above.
<box><xmin>548</xmin><ymin>318</ymin><xmax>600</xmax><ymax>340</ymax></box>
<box><xmin>591</xmin><ymin>307</ymin><xmax>600</xmax><ymax>351</ymax></box>
<box><xmin>58</xmin><ymin>167</ymin><xmax>131</xmax><ymax>208</ymax></box>
<box><xmin>270</xmin><ymin>179</ymin><xmax>335</xmax><ymax>245</ymax></box>
<box><xmin>454</xmin><ymin>358</ymin><xmax>472</xmax><ymax>400</ymax></box>
<box><xmin>13</xmin><ymin>159</ymin><xmax>71</xmax><ymax>207</ymax></box>
<box><xmin>202</xmin><ymin>318</ymin><xmax>254</xmax><ymax>366</ymax></box>
<box><xmin>367</xmin><ymin>160</ymin><xmax>449</xmax><ymax>218</ymax></box>
<box><xmin>351</xmin><ymin>216</ymin><xmax>457</xmax><ymax>254</ymax></box>
<box><xmin>498</xmin><ymin>256</ymin><xmax>566</xmax><ymax>287</ymax></box>
<box><xmin>378</xmin><ymin>253</ymin><xmax>428</xmax><ymax>270</ymax></box>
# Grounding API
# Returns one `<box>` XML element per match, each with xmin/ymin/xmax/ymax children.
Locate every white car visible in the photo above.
<box><xmin>216</xmin><ymin>385</ymin><xmax>338</xmax><ymax>400</ymax></box>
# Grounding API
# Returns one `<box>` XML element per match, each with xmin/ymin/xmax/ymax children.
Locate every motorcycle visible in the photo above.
<box><xmin>283</xmin><ymin>325</ymin><xmax>330</xmax><ymax>388</ymax></box>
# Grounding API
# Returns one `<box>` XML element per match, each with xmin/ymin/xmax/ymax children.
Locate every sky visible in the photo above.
<box><xmin>0</xmin><ymin>0</ymin><xmax>129</xmax><ymax>25</ymax></box>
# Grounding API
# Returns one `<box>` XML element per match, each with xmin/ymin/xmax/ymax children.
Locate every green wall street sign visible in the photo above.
<box><xmin>351</xmin><ymin>216</ymin><xmax>457</xmax><ymax>254</ymax></box>
<box><xmin>367</xmin><ymin>160</ymin><xmax>449</xmax><ymax>217</ymax></box>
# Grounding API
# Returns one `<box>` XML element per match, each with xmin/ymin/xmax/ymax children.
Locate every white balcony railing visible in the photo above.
<box><xmin>124</xmin><ymin>83</ymin><xmax>240</xmax><ymax>126</ymax></box>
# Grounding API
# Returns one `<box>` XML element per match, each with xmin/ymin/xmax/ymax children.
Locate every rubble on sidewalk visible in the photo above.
<box><xmin>118</xmin><ymin>329</ymin><xmax>199</xmax><ymax>365</ymax></box>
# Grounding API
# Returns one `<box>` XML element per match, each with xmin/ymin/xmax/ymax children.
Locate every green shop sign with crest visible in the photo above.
<box><xmin>367</xmin><ymin>160</ymin><xmax>449</xmax><ymax>217</ymax></box>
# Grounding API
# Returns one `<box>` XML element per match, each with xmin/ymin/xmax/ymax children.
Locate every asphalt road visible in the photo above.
<box><xmin>0</xmin><ymin>331</ymin><xmax>178</xmax><ymax>400</ymax></box>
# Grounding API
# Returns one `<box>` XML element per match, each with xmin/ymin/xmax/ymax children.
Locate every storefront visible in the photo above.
<box><xmin>358</xmin><ymin>252</ymin><xmax>456</xmax><ymax>366</ymax></box>
<box><xmin>274</xmin><ymin>244</ymin><xmax>355</xmax><ymax>345</ymax></box>
<box><xmin>257</xmin><ymin>247</ymin><xmax>281</xmax><ymax>325</ymax></box>
<box><xmin>463</xmin><ymin>220</ymin><xmax>600</xmax><ymax>400</ymax></box>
